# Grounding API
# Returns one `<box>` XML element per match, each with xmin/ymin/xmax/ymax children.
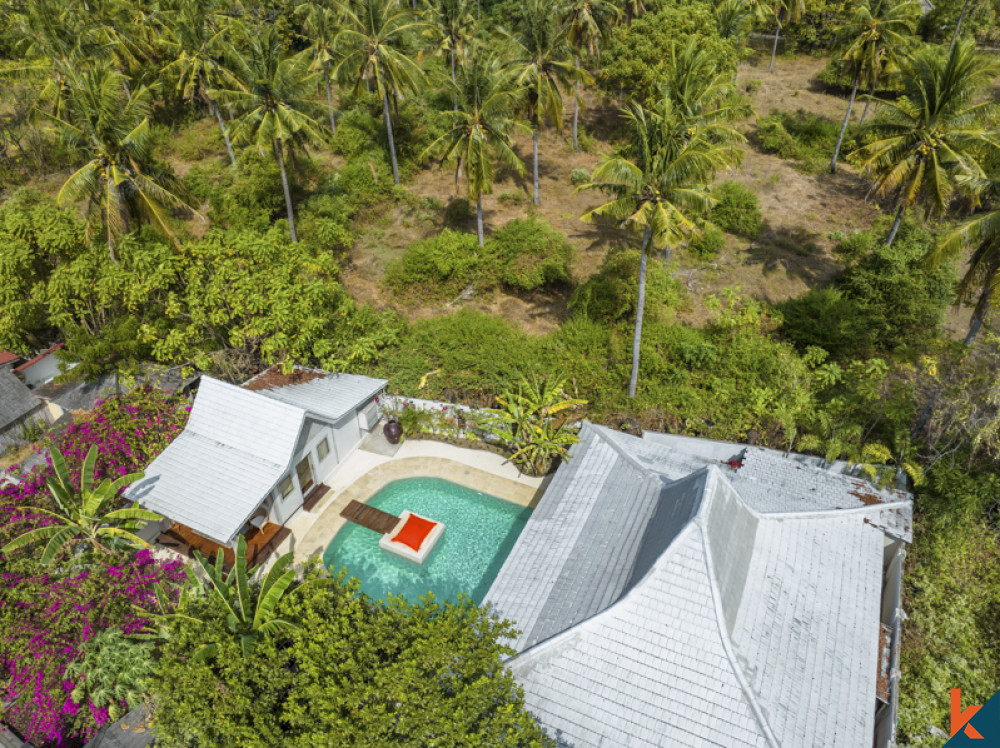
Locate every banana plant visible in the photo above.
<box><xmin>1</xmin><ymin>445</ymin><xmax>159</xmax><ymax>564</ymax></box>
<box><xmin>183</xmin><ymin>536</ymin><xmax>328</xmax><ymax>661</ymax></box>
<box><xmin>486</xmin><ymin>375</ymin><xmax>587</xmax><ymax>475</ymax></box>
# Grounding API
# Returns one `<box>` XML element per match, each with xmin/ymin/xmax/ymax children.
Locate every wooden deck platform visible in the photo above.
<box><xmin>302</xmin><ymin>482</ymin><xmax>330</xmax><ymax>512</ymax></box>
<box><xmin>340</xmin><ymin>500</ymin><xmax>400</xmax><ymax>534</ymax></box>
<box><xmin>158</xmin><ymin>521</ymin><xmax>290</xmax><ymax>568</ymax></box>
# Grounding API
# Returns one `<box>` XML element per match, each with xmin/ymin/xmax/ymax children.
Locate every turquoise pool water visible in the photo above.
<box><xmin>322</xmin><ymin>477</ymin><xmax>531</xmax><ymax>604</ymax></box>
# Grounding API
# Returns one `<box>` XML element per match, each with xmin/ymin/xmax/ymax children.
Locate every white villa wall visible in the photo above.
<box><xmin>267</xmin><ymin>395</ymin><xmax>377</xmax><ymax>525</ymax></box>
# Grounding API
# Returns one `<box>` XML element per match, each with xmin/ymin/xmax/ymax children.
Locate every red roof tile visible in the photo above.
<box><xmin>0</xmin><ymin>351</ymin><xmax>18</xmax><ymax>366</ymax></box>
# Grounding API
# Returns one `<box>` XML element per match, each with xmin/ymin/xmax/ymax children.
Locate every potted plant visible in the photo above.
<box><xmin>378</xmin><ymin>395</ymin><xmax>404</xmax><ymax>444</ymax></box>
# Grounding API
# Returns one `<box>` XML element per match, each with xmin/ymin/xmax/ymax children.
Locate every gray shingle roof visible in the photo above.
<box><xmin>486</xmin><ymin>424</ymin><xmax>912</xmax><ymax>748</ymax></box>
<box><xmin>0</xmin><ymin>369</ymin><xmax>40</xmax><ymax>431</ymax></box>
<box><xmin>254</xmin><ymin>371</ymin><xmax>386</xmax><ymax>423</ymax></box>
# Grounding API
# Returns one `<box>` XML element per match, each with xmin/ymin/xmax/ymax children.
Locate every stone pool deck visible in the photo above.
<box><xmin>276</xmin><ymin>438</ymin><xmax>547</xmax><ymax>565</ymax></box>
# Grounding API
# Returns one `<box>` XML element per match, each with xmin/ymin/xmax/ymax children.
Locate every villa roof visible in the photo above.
<box><xmin>484</xmin><ymin>423</ymin><xmax>913</xmax><ymax>748</ymax></box>
<box><xmin>249</xmin><ymin>368</ymin><xmax>386</xmax><ymax>424</ymax></box>
<box><xmin>127</xmin><ymin>371</ymin><xmax>385</xmax><ymax>545</ymax></box>
<box><xmin>0</xmin><ymin>369</ymin><xmax>41</xmax><ymax>431</ymax></box>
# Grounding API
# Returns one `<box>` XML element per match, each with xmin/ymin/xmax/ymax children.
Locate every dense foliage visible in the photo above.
<box><xmin>0</xmin><ymin>389</ymin><xmax>189</xmax><ymax>745</ymax></box>
<box><xmin>151</xmin><ymin>569</ymin><xmax>554</xmax><ymax>747</ymax></box>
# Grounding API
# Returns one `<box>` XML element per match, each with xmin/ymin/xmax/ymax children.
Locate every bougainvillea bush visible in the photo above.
<box><xmin>0</xmin><ymin>387</ymin><xmax>190</xmax><ymax>745</ymax></box>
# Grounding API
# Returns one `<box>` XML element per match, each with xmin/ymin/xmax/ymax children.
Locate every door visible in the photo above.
<box><xmin>296</xmin><ymin>456</ymin><xmax>314</xmax><ymax>494</ymax></box>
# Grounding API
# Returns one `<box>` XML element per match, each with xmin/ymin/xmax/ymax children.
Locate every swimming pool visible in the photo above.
<box><xmin>322</xmin><ymin>477</ymin><xmax>532</xmax><ymax>604</ymax></box>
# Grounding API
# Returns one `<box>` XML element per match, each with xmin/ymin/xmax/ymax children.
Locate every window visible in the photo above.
<box><xmin>296</xmin><ymin>457</ymin><xmax>314</xmax><ymax>492</ymax></box>
<box><xmin>317</xmin><ymin>437</ymin><xmax>330</xmax><ymax>462</ymax></box>
<box><xmin>279</xmin><ymin>476</ymin><xmax>294</xmax><ymax>499</ymax></box>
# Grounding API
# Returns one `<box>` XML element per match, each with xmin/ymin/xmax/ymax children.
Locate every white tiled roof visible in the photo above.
<box><xmin>129</xmin><ymin>373</ymin><xmax>386</xmax><ymax>544</ymax></box>
<box><xmin>127</xmin><ymin>377</ymin><xmax>304</xmax><ymax>545</ymax></box>
<box><xmin>253</xmin><ymin>370</ymin><xmax>386</xmax><ymax>423</ymax></box>
<box><xmin>486</xmin><ymin>424</ymin><xmax>912</xmax><ymax>747</ymax></box>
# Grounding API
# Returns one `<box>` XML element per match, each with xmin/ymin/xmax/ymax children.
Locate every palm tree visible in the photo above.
<box><xmin>426</xmin><ymin>0</ymin><xmax>476</xmax><ymax>108</ymax></box>
<box><xmin>504</xmin><ymin>0</ymin><xmax>591</xmax><ymax>204</ymax></box>
<box><xmin>767</xmin><ymin>0</ymin><xmax>805</xmax><ymax>73</ymax></box>
<box><xmin>949</xmin><ymin>0</ymin><xmax>973</xmax><ymax>52</ymax></box>
<box><xmin>928</xmin><ymin>179</ymin><xmax>1000</xmax><ymax>345</ymax></box>
<box><xmin>423</xmin><ymin>53</ymin><xmax>527</xmax><ymax>245</ymax></box>
<box><xmin>160</xmin><ymin>0</ymin><xmax>243</xmax><ymax>166</ymax></box>
<box><xmin>851</xmin><ymin>39</ymin><xmax>1000</xmax><ymax>246</ymax></box>
<box><xmin>578</xmin><ymin>100</ymin><xmax>734</xmax><ymax>398</ymax></box>
<box><xmin>828</xmin><ymin>0</ymin><xmax>919</xmax><ymax>173</ymax></box>
<box><xmin>1</xmin><ymin>446</ymin><xmax>159</xmax><ymax>565</ymax></box>
<box><xmin>561</xmin><ymin>0</ymin><xmax>620</xmax><ymax>151</ymax></box>
<box><xmin>714</xmin><ymin>0</ymin><xmax>756</xmax><ymax>42</ymax></box>
<box><xmin>52</xmin><ymin>65</ymin><xmax>197</xmax><ymax>261</ymax></box>
<box><xmin>211</xmin><ymin>27</ymin><xmax>329</xmax><ymax>242</ymax></box>
<box><xmin>298</xmin><ymin>0</ymin><xmax>343</xmax><ymax>134</ymax></box>
<box><xmin>333</xmin><ymin>0</ymin><xmax>432</xmax><ymax>185</ymax></box>
<box><xmin>659</xmin><ymin>39</ymin><xmax>752</xmax><ymax>148</ymax></box>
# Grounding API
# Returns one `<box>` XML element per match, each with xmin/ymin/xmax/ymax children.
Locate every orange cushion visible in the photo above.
<box><xmin>393</xmin><ymin>514</ymin><xmax>438</xmax><ymax>552</ymax></box>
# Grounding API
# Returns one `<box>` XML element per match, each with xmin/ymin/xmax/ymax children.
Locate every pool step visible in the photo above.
<box><xmin>340</xmin><ymin>500</ymin><xmax>401</xmax><ymax>535</ymax></box>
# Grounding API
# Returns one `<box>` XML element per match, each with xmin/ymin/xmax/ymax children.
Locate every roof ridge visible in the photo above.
<box><xmin>587</xmin><ymin>425</ymin><xmax>665</xmax><ymax>478</ymax></box>
<box><xmin>696</xmin><ymin>468</ymin><xmax>780</xmax><ymax>748</ymax></box>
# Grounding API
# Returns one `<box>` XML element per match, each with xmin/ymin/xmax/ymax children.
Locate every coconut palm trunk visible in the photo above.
<box><xmin>912</xmin><ymin>291</ymin><xmax>990</xmax><ymax>437</ymax></box>
<box><xmin>210</xmin><ymin>98</ymin><xmax>237</xmax><ymax>167</ymax></box>
<box><xmin>532</xmin><ymin>125</ymin><xmax>540</xmax><ymax>205</ymax></box>
<box><xmin>886</xmin><ymin>204</ymin><xmax>904</xmax><ymax>247</ymax></box>
<box><xmin>323</xmin><ymin>62</ymin><xmax>337</xmax><ymax>134</ymax></box>
<box><xmin>451</xmin><ymin>48</ymin><xmax>458</xmax><ymax>111</ymax></box>
<box><xmin>859</xmin><ymin>79</ymin><xmax>876</xmax><ymax>124</ymax></box>
<box><xmin>949</xmin><ymin>0</ymin><xmax>972</xmax><ymax>53</ymax></box>
<box><xmin>476</xmin><ymin>195</ymin><xmax>484</xmax><ymax>247</ymax></box>
<box><xmin>572</xmin><ymin>56</ymin><xmax>581</xmax><ymax>152</ymax></box>
<box><xmin>628</xmin><ymin>227</ymin><xmax>652</xmax><ymax>398</ymax></box>
<box><xmin>830</xmin><ymin>72</ymin><xmax>859</xmax><ymax>173</ymax></box>
<box><xmin>383</xmin><ymin>92</ymin><xmax>401</xmax><ymax>185</ymax></box>
<box><xmin>769</xmin><ymin>18</ymin><xmax>781</xmax><ymax>73</ymax></box>
<box><xmin>274</xmin><ymin>139</ymin><xmax>298</xmax><ymax>242</ymax></box>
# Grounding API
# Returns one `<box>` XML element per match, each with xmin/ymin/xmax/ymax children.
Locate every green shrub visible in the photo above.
<box><xmin>688</xmin><ymin>223</ymin><xmax>725</xmax><ymax>259</ymax></box>
<box><xmin>745</xmin><ymin>78</ymin><xmax>762</xmax><ymax>94</ymax></box>
<box><xmin>836</xmin><ymin>218</ymin><xmax>954</xmax><ymax>355</ymax></box>
<box><xmin>578</xmin><ymin>132</ymin><xmax>598</xmax><ymax>154</ymax></box>
<box><xmin>781</xmin><ymin>218</ymin><xmax>955</xmax><ymax>358</ymax></box>
<box><xmin>497</xmin><ymin>190</ymin><xmax>528</xmax><ymax>206</ymax></box>
<box><xmin>384</xmin><ymin>229</ymin><xmax>481</xmax><ymax>299</ymax></box>
<box><xmin>757</xmin><ymin>109</ymin><xmax>859</xmax><ymax>175</ymax></box>
<box><xmin>444</xmin><ymin>197</ymin><xmax>474</xmax><ymax>224</ymax></box>
<box><xmin>330</xmin><ymin>108</ymin><xmax>381</xmax><ymax>160</ymax></box>
<box><xmin>486</xmin><ymin>217</ymin><xmax>574</xmax><ymax>291</ymax></box>
<box><xmin>208</xmin><ymin>152</ymin><xmax>284</xmax><ymax>232</ymax></box>
<box><xmin>756</xmin><ymin>116</ymin><xmax>798</xmax><ymax>159</ymax></box>
<box><xmin>569</xmin><ymin>248</ymin><xmax>681</xmax><ymax>324</ymax></box>
<box><xmin>328</xmin><ymin>154</ymin><xmax>395</xmax><ymax>211</ymax></box>
<box><xmin>570</xmin><ymin>168</ymin><xmax>590</xmax><ymax>186</ymax></box>
<box><xmin>297</xmin><ymin>193</ymin><xmax>355</xmax><ymax>251</ymax></box>
<box><xmin>710</xmin><ymin>181</ymin><xmax>763</xmax><ymax>239</ymax></box>
<box><xmin>601</xmin><ymin>1</ymin><xmax>740</xmax><ymax>103</ymax></box>
<box><xmin>776</xmin><ymin>287</ymin><xmax>866</xmax><ymax>360</ymax></box>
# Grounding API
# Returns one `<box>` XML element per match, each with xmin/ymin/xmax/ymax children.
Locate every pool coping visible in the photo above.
<box><xmin>292</xmin><ymin>455</ymin><xmax>545</xmax><ymax>564</ymax></box>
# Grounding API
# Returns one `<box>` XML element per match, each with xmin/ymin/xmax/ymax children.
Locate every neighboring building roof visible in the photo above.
<box><xmin>127</xmin><ymin>371</ymin><xmax>386</xmax><ymax>545</ymax></box>
<box><xmin>484</xmin><ymin>424</ymin><xmax>913</xmax><ymax>748</ymax></box>
<box><xmin>12</xmin><ymin>342</ymin><xmax>64</xmax><ymax>374</ymax></box>
<box><xmin>249</xmin><ymin>367</ymin><xmax>387</xmax><ymax>424</ymax></box>
<box><xmin>32</xmin><ymin>374</ymin><xmax>118</xmax><ymax>412</ymax></box>
<box><xmin>0</xmin><ymin>369</ymin><xmax>41</xmax><ymax>431</ymax></box>
<box><xmin>0</xmin><ymin>351</ymin><xmax>19</xmax><ymax>367</ymax></box>
<box><xmin>84</xmin><ymin>705</ymin><xmax>155</xmax><ymax>748</ymax></box>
